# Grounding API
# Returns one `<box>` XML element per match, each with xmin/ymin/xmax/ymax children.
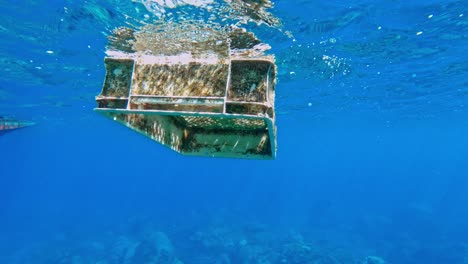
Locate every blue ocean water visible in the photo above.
<box><xmin>1</xmin><ymin>0</ymin><xmax>468</xmax><ymax>263</ymax></box>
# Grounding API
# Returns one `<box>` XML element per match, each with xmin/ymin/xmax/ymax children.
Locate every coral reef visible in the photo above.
<box><xmin>363</xmin><ymin>256</ymin><xmax>386</xmax><ymax>264</ymax></box>
<box><xmin>132</xmin><ymin>231</ymin><xmax>183</xmax><ymax>264</ymax></box>
<box><xmin>4</xmin><ymin>219</ymin><xmax>400</xmax><ymax>264</ymax></box>
<box><xmin>186</xmin><ymin>225</ymin><xmax>353</xmax><ymax>264</ymax></box>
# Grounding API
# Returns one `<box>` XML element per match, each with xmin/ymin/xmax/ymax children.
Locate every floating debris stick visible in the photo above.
<box><xmin>0</xmin><ymin>117</ymin><xmax>35</xmax><ymax>135</ymax></box>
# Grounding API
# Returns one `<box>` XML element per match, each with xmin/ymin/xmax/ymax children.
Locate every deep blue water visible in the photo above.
<box><xmin>1</xmin><ymin>0</ymin><xmax>468</xmax><ymax>263</ymax></box>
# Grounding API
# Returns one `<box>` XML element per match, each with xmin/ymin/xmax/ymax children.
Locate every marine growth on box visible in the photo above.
<box><xmin>95</xmin><ymin>3</ymin><xmax>279</xmax><ymax>159</ymax></box>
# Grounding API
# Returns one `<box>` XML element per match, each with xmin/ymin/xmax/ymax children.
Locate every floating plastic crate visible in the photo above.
<box><xmin>95</xmin><ymin>50</ymin><xmax>277</xmax><ymax>159</ymax></box>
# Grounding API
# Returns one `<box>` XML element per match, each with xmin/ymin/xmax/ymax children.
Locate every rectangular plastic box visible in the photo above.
<box><xmin>95</xmin><ymin>53</ymin><xmax>277</xmax><ymax>159</ymax></box>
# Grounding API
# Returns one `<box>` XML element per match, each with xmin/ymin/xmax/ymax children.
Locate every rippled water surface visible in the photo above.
<box><xmin>1</xmin><ymin>0</ymin><xmax>467</xmax><ymax>119</ymax></box>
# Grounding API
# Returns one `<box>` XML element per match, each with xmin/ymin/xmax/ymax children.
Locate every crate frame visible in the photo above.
<box><xmin>95</xmin><ymin>54</ymin><xmax>277</xmax><ymax>159</ymax></box>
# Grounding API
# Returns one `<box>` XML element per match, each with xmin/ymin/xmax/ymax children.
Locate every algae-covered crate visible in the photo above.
<box><xmin>95</xmin><ymin>52</ymin><xmax>277</xmax><ymax>159</ymax></box>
